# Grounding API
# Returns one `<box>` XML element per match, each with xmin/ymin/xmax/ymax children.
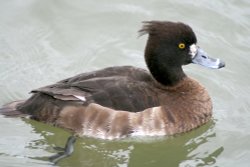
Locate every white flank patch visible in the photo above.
<box><xmin>73</xmin><ymin>95</ymin><xmax>86</xmax><ymax>101</ymax></box>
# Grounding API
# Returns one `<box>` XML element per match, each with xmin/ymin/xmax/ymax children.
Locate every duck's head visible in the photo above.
<box><xmin>139</xmin><ymin>21</ymin><xmax>225</xmax><ymax>86</ymax></box>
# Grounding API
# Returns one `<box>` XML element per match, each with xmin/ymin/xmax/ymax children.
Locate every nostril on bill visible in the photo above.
<box><xmin>201</xmin><ymin>55</ymin><xmax>207</xmax><ymax>59</ymax></box>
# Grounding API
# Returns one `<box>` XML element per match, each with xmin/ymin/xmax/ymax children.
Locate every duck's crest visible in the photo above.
<box><xmin>138</xmin><ymin>21</ymin><xmax>157</xmax><ymax>37</ymax></box>
<box><xmin>138</xmin><ymin>21</ymin><xmax>173</xmax><ymax>37</ymax></box>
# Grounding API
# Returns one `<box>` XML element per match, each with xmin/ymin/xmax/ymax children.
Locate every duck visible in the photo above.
<box><xmin>0</xmin><ymin>21</ymin><xmax>225</xmax><ymax>140</ymax></box>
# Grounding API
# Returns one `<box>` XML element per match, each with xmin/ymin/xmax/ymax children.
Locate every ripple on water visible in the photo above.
<box><xmin>0</xmin><ymin>0</ymin><xmax>250</xmax><ymax>167</ymax></box>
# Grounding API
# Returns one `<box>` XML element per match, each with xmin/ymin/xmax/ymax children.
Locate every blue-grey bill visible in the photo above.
<box><xmin>192</xmin><ymin>48</ymin><xmax>225</xmax><ymax>69</ymax></box>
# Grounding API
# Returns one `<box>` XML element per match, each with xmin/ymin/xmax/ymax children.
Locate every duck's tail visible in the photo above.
<box><xmin>0</xmin><ymin>100</ymin><xmax>27</xmax><ymax>117</ymax></box>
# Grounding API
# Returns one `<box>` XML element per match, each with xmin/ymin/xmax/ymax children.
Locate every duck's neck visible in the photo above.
<box><xmin>145</xmin><ymin>55</ymin><xmax>186</xmax><ymax>86</ymax></box>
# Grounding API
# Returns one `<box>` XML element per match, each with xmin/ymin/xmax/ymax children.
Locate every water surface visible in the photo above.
<box><xmin>0</xmin><ymin>0</ymin><xmax>250</xmax><ymax>166</ymax></box>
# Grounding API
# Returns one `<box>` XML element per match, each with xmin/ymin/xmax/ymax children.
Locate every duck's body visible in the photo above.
<box><xmin>0</xmin><ymin>21</ymin><xmax>224</xmax><ymax>139</ymax></box>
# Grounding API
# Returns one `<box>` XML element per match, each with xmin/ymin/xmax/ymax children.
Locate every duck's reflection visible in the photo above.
<box><xmin>24</xmin><ymin>118</ymin><xmax>223</xmax><ymax>167</ymax></box>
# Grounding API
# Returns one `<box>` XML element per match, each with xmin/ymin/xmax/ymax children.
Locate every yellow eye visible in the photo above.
<box><xmin>178</xmin><ymin>43</ymin><xmax>185</xmax><ymax>49</ymax></box>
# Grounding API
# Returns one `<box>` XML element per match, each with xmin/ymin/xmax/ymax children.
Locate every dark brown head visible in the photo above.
<box><xmin>139</xmin><ymin>21</ymin><xmax>225</xmax><ymax>86</ymax></box>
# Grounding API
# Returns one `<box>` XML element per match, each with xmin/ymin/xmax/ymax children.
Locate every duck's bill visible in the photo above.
<box><xmin>190</xmin><ymin>44</ymin><xmax>225</xmax><ymax>69</ymax></box>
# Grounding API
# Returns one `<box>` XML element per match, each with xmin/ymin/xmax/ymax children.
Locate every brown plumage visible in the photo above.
<box><xmin>0</xmin><ymin>21</ymin><xmax>225</xmax><ymax>139</ymax></box>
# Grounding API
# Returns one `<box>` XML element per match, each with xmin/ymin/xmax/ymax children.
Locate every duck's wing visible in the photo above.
<box><xmin>31</xmin><ymin>66</ymin><xmax>152</xmax><ymax>101</ymax></box>
<box><xmin>21</xmin><ymin>66</ymin><xmax>159</xmax><ymax>115</ymax></box>
<box><xmin>57</xmin><ymin>66</ymin><xmax>152</xmax><ymax>84</ymax></box>
<box><xmin>32</xmin><ymin>77</ymin><xmax>159</xmax><ymax>112</ymax></box>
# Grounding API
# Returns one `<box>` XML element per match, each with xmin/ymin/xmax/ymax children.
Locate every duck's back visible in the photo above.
<box><xmin>11</xmin><ymin>66</ymin><xmax>157</xmax><ymax>119</ymax></box>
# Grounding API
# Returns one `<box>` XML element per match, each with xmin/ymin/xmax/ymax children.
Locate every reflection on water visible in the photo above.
<box><xmin>181</xmin><ymin>123</ymin><xmax>223</xmax><ymax>166</ymax></box>
<box><xmin>1</xmin><ymin>0</ymin><xmax>250</xmax><ymax>166</ymax></box>
<box><xmin>21</xmin><ymin>119</ymin><xmax>221</xmax><ymax>167</ymax></box>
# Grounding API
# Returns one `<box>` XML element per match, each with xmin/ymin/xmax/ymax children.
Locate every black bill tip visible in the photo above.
<box><xmin>218</xmin><ymin>61</ymin><xmax>225</xmax><ymax>68</ymax></box>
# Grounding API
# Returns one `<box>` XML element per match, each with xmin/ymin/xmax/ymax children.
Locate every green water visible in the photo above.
<box><xmin>0</xmin><ymin>0</ymin><xmax>250</xmax><ymax>166</ymax></box>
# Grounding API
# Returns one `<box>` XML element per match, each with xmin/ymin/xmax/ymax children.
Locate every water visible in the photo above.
<box><xmin>0</xmin><ymin>0</ymin><xmax>250</xmax><ymax>166</ymax></box>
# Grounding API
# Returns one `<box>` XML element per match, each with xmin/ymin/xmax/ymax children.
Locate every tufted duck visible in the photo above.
<box><xmin>0</xmin><ymin>21</ymin><xmax>225</xmax><ymax>139</ymax></box>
